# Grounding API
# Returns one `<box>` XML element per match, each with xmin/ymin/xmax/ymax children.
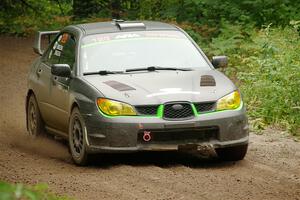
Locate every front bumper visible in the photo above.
<box><xmin>82</xmin><ymin>105</ymin><xmax>249</xmax><ymax>153</ymax></box>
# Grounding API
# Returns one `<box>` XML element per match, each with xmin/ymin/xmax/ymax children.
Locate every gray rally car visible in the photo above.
<box><xmin>26</xmin><ymin>20</ymin><xmax>249</xmax><ymax>165</ymax></box>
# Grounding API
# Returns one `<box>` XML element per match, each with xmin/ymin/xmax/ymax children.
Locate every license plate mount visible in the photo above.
<box><xmin>178</xmin><ymin>143</ymin><xmax>198</xmax><ymax>152</ymax></box>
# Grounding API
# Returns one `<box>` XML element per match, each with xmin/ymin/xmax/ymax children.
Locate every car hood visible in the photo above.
<box><xmin>83</xmin><ymin>70</ymin><xmax>237</xmax><ymax>105</ymax></box>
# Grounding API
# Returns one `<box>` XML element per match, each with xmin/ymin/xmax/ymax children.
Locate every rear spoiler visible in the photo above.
<box><xmin>33</xmin><ymin>30</ymin><xmax>60</xmax><ymax>55</ymax></box>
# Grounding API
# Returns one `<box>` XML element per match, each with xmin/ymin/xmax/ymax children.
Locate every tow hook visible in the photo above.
<box><xmin>143</xmin><ymin>131</ymin><xmax>152</xmax><ymax>142</ymax></box>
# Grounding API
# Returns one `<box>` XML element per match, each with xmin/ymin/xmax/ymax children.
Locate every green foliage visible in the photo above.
<box><xmin>2</xmin><ymin>0</ymin><xmax>300</xmax><ymax>35</ymax></box>
<box><xmin>204</xmin><ymin>23</ymin><xmax>300</xmax><ymax>135</ymax></box>
<box><xmin>0</xmin><ymin>0</ymin><xmax>72</xmax><ymax>35</ymax></box>
<box><xmin>73</xmin><ymin>0</ymin><xmax>111</xmax><ymax>18</ymax></box>
<box><xmin>117</xmin><ymin>0</ymin><xmax>300</xmax><ymax>27</ymax></box>
<box><xmin>0</xmin><ymin>181</ymin><xmax>70</xmax><ymax>200</ymax></box>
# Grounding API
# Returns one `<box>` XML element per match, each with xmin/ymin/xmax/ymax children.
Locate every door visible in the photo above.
<box><xmin>49</xmin><ymin>33</ymin><xmax>76</xmax><ymax>132</ymax></box>
<box><xmin>34</xmin><ymin>36</ymin><xmax>58</xmax><ymax>128</ymax></box>
<box><xmin>41</xmin><ymin>33</ymin><xmax>76</xmax><ymax>133</ymax></box>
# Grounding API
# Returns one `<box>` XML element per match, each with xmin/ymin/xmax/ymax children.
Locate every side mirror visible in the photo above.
<box><xmin>51</xmin><ymin>64</ymin><xmax>71</xmax><ymax>77</ymax></box>
<box><xmin>211</xmin><ymin>56</ymin><xmax>228</xmax><ymax>69</ymax></box>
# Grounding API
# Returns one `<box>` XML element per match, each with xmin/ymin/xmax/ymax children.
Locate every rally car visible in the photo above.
<box><xmin>26</xmin><ymin>20</ymin><xmax>249</xmax><ymax>165</ymax></box>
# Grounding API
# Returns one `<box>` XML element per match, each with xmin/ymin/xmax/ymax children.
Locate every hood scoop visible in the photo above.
<box><xmin>103</xmin><ymin>80</ymin><xmax>136</xmax><ymax>91</ymax></box>
<box><xmin>200</xmin><ymin>75</ymin><xmax>216</xmax><ymax>86</ymax></box>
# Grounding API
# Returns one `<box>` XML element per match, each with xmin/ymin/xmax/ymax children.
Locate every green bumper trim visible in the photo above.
<box><xmin>157</xmin><ymin>104</ymin><xmax>164</xmax><ymax>118</ymax></box>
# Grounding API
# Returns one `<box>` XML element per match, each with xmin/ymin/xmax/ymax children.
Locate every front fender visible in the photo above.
<box><xmin>68</xmin><ymin>77</ymin><xmax>104</xmax><ymax>119</ymax></box>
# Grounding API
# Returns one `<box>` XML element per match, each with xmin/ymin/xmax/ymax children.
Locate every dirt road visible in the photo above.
<box><xmin>0</xmin><ymin>36</ymin><xmax>299</xmax><ymax>200</ymax></box>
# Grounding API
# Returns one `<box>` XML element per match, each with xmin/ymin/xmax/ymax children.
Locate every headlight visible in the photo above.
<box><xmin>97</xmin><ymin>98</ymin><xmax>137</xmax><ymax>116</ymax></box>
<box><xmin>216</xmin><ymin>90</ymin><xmax>241</xmax><ymax>111</ymax></box>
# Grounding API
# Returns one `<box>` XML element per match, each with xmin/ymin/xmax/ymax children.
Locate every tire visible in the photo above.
<box><xmin>27</xmin><ymin>94</ymin><xmax>44</xmax><ymax>137</ymax></box>
<box><xmin>68</xmin><ymin>107</ymin><xmax>90</xmax><ymax>166</ymax></box>
<box><xmin>215</xmin><ymin>144</ymin><xmax>248</xmax><ymax>161</ymax></box>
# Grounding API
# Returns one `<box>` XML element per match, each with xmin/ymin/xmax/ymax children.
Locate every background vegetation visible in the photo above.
<box><xmin>0</xmin><ymin>0</ymin><xmax>299</xmax><ymax>136</ymax></box>
<box><xmin>0</xmin><ymin>181</ymin><xmax>70</xmax><ymax>199</ymax></box>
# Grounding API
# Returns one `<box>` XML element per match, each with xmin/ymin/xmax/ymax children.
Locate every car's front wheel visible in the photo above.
<box><xmin>215</xmin><ymin>144</ymin><xmax>248</xmax><ymax>161</ymax></box>
<box><xmin>27</xmin><ymin>94</ymin><xmax>44</xmax><ymax>137</ymax></box>
<box><xmin>68</xmin><ymin>107</ymin><xmax>90</xmax><ymax>166</ymax></box>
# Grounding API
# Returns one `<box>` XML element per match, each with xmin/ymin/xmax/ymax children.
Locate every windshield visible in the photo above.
<box><xmin>80</xmin><ymin>30</ymin><xmax>210</xmax><ymax>73</ymax></box>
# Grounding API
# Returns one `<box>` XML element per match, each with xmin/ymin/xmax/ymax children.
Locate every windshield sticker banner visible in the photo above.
<box><xmin>81</xmin><ymin>31</ymin><xmax>184</xmax><ymax>48</ymax></box>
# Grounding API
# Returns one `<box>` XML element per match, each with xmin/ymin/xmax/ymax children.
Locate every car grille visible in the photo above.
<box><xmin>135</xmin><ymin>102</ymin><xmax>216</xmax><ymax>117</ymax></box>
<box><xmin>135</xmin><ymin>105</ymin><xmax>159</xmax><ymax>116</ymax></box>
<box><xmin>194</xmin><ymin>102</ymin><xmax>216</xmax><ymax>113</ymax></box>
<box><xmin>138</xmin><ymin>127</ymin><xmax>218</xmax><ymax>143</ymax></box>
<box><xmin>163</xmin><ymin>103</ymin><xmax>194</xmax><ymax>120</ymax></box>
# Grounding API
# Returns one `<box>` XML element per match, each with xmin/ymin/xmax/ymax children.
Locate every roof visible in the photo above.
<box><xmin>74</xmin><ymin>21</ymin><xmax>178</xmax><ymax>35</ymax></box>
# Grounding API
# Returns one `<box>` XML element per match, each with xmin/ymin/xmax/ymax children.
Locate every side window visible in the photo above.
<box><xmin>45</xmin><ymin>33</ymin><xmax>76</xmax><ymax>70</ymax></box>
<box><xmin>60</xmin><ymin>35</ymin><xmax>76</xmax><ymax>70</ymax></box>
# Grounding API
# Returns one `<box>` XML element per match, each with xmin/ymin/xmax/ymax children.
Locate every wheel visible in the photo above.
<box><xmin>215</xmin><ymin>144</ymin><xmax>248</xmax><ymax>161</ymax></box>
<box><xmin>27</xmin><ymin>94</ymin><xmax>44</xmax><ymax>137</ymax></box>
<box><xmin>69</xmin><ymin>107</ymin><xmax>90</xmax><ymax>166</ymax></box>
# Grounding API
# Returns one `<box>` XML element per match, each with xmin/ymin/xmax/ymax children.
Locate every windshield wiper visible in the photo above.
<box><xmin>125</xmin><ymin>66</ymin><xmax>192</xmax><ymax>72</ymax></box>
<box><xmin>83</xmin><ymin>70</ymin><xmax>124</xmax><ymax>76</ymax></box>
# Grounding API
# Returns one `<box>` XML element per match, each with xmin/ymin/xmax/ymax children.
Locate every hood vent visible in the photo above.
<box><xmin>200</xmin><ymin>75</ymin><xmax>216</xmax><ymax>87</ymax></box>
<box><xmin>103</xmin><ymin>80</ymin><xmax>136</xmax><ymax>91</ymax></box>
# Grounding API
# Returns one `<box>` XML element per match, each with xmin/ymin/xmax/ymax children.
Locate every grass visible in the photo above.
<box><xmin>202</xmin><ymin>22</ymin><xmax>300</xmax><ymax>136</ymax></box>
<box><xmin>0</xmin><ymin>181</ymin><xmax>70</xmax><ymax>200</ymax></box>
